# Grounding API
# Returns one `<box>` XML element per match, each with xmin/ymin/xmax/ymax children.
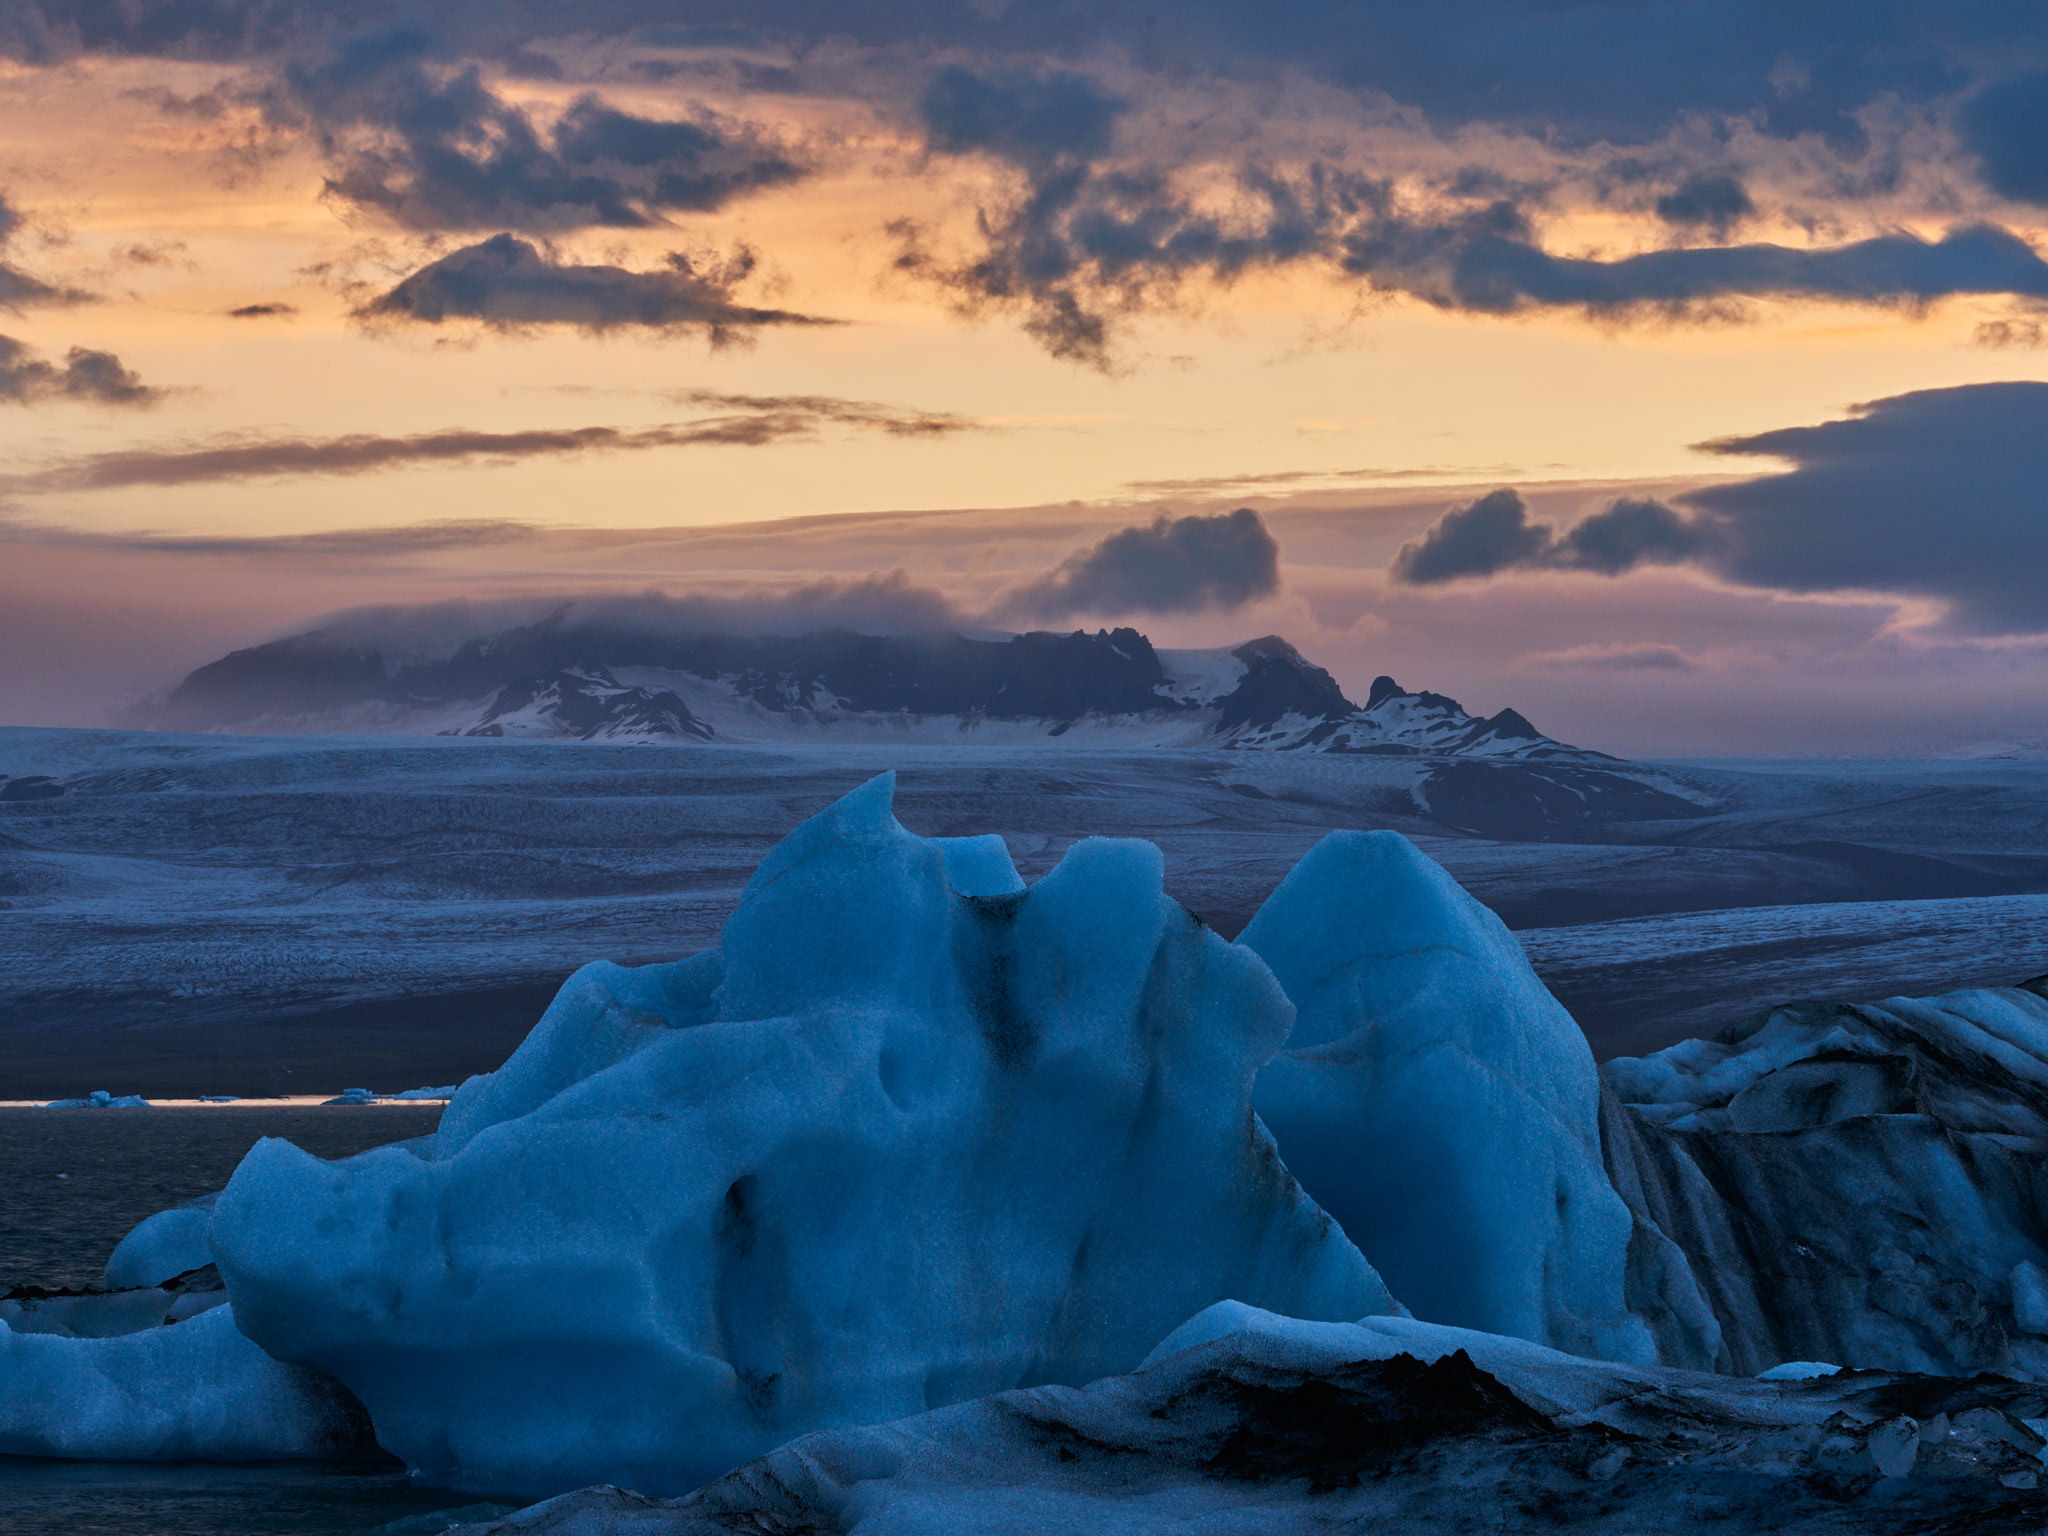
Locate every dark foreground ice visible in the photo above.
<box><xmin>476</xmin><ymin>1310</ymin><xmax>2048</xmax><ymax>1535</ymax></box>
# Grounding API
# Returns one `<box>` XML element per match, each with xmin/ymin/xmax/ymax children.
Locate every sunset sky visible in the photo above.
<box><xmin>4</xmin><ymin>2</ymin><xmax>2048</xmax><ymax>754</ymax></box>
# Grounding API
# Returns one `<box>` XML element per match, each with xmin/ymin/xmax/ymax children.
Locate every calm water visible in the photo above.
<box><xmin>1</xmin><ymin>1106</ymin><xmax>529</xmax><ymax>1535</ymax></box>
<box><xmin>0</xmin><ymin>1105</ymin><xmax>444</xmax><ymax>1291</ymax></box>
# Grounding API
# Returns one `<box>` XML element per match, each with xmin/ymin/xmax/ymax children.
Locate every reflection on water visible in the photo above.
<box><xmin>1</xmin><ymin>1107</ymin><xmax>528</xmax><ymax>1533</ymax></box>
<box><xmin>0</xmin><ymin>1458</ymin><xmax>519</xmax><ymax>1536</ymax></box>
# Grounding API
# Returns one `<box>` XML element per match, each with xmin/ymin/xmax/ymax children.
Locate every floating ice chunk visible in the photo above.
<box><xmin>0</xmin><ymin>1303</ymin><xmax>368</xmax><ymax>1461</ymax></box>
<box><xmin>198</xmin><ymin>1095</ymin><xmax>239</xmax><ymax>1103</ymax></box>
<box><xmin>104</xmin><ymin>1195</ymin><xmax>217</xmax><ymax>1291</ymax></box>
<box><xmin>212</xmin><ymin>773</ymin><xmax>1394</xmax><ymax>1497</ymax></box>
<box><xmin>45</xmin><ymin>1090</ymin><xmax>150</xmax><ymax>1108</ymax></box>
<box><xmin>1241</xmin><ymin>831</ymin><xmax>1680</xmax><ymax>1365</ymax></box>
<box><xmin>1758</xmin><ymin>1361</ymin><xmax>1843</xmax><ymax>1380</ymax></box>
<box><xmin>390</xmin><ymin>1085</ymin><xmax>462</xmax><ymax>1101</ymax></box>
<box><xmin>323</xmin><ymin>1088</ymin><xmax>382</xmax><ymax>1105</ymax></box>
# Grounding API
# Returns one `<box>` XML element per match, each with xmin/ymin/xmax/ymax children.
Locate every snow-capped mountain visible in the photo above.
<box><xmin>142</xmin><ymin>623</ymin><xmax>1604</xmax><ymax>760</ymax></box>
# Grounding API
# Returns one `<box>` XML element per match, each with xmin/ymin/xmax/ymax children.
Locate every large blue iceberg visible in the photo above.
<box><xmin>8</xmin><ymin>773</ymin><xmax>2048</xmax><ymax>1510</ymax></box>
<box><xmin>210</xmin><ymin>773</ymin><xmax>1395</xmax><ymax>1494</ymax></box>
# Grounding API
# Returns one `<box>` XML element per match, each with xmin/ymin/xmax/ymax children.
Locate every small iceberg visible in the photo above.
<box><xmin>45</xmin><ymin>1090</ymin><xmax>150</xmax><ymax>1109</ymax></box>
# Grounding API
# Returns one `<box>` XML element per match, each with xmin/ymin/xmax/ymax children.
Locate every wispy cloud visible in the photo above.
<box><xmin>0</xmin><ymin>189</ymin><xmax>91</xmax><ymax>310</ymax></box>
<box><xmin>1122</xmin><ymin>464</ymin><xmax>1533</xmax><ymax>498</ymax></box>
<box><xmin>0</xmin><ymin>393</ymin><xmax>980</xmax><ymax>493</ymax></box>
<box><xmin>1516</xmin><ymin>642</ymin><xmax>1699</xmax><ymax>673</ymax></box>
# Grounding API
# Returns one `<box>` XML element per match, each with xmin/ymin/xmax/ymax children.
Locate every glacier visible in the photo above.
<box><xmin>8</xmin><ymin>771</ymin><xmax>2048</xmax><ymax>1520</ymax></box>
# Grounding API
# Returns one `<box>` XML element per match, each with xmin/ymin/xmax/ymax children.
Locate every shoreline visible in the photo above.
<box><xmin>0</xmin><ymin>1096</ymin><xmax>453</xmax><ymax>1110</ymax></box>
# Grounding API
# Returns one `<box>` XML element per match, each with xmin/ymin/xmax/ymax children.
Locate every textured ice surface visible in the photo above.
<box><xmin>102</xmin><ymin>1196</ymin><xmax>215</xmax><ymax>1290</ymax></box>
<box><xmin>45</xmin><ymin>1092</ymin><xmax>150</xmax><ymax>1108</ymax></box>
<box><xmin>1603</xmin><ymin>984</ymin><xmax>2048</xmax><ymax>1377</ymax></box>
<box><xmin>0</xmin><ymin>1303</ymin><xmax>368</xmax><ymax>1462</ymax></box>
<box><xmin>211</xmin><ymin>773</ymin><xmax>1394</xmax><ymax>1496</ymax></box>
<box><xmin>1240</xmin><ymin>831</ymin><xmax>1698</xmax><ymax>1365</ymax></box>
<box><xmin>469</xmin><ymin>1303</ymin><xmax>2048</xmax><ymax>1535</ymax></box>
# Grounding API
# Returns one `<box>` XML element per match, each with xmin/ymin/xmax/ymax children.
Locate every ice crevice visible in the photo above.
<box><xmin>8</xmin><ymin>771</ymin><xmax>2048</xmax><ymax>1503</ymax></box>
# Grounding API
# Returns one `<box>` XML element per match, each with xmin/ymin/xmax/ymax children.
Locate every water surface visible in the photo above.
<box><xmin>1</xmin><ymin>1105</ymin><xmax>516</xmax><ymax>1535</ymax></box>
<box><xmin>0</xmin><ymin>1105</ymin><xmax>442</xmax><ymax>1291</ymax></box>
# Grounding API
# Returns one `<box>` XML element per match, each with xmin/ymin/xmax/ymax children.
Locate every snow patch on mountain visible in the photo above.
<box><xmin>139</xmin><ymin>624</ymin><xmax>1606</xmax><ymax>762</ymax></box>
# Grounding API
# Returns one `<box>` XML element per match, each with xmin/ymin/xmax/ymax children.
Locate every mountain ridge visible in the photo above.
<box><xmin>140</xmin><ymin>622</ymin><xmax>1607</xmax><ymax>762</ymax></box>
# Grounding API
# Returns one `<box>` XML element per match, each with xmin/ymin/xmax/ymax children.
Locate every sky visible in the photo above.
<box><xmin>3</xmin><ymin>2</ymin><xmax>2048</xmax><ymax>755</ymax></box>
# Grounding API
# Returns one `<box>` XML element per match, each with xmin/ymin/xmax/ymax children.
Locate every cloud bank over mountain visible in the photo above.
<box><xmin>1388</xmin><ymin>383</ymin><xmax>2048</xmax><ymax>638</ymax></box>
<box><xmin>1009</xmin><ymin>508</ymin><xmax>1282</xmax><ymax>619</ymax></box>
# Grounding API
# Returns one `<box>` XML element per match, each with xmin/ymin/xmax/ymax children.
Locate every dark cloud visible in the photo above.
<box><xmin>228</xmin><ymin>302</ymin><xmax>298</xmax><ymax>318</ymax></box>
<box><xmin>0</xmin><ymin>189</ymin><xmax>89</xmax><ymax>310</ymax></box>
<box><xmin>1339</xmin><ymin>213</ymin><xmax>2048</xmax><ymax>316</ymax></box>
<box><xmin>1690</xmin><ymin>382</ymin><xmax>2048</xmax><ymax>634</ymax></box>
<box><xmin>1394</xmin><ymin>385</ymin><xmax>2048</xmax><ymax>637</ymax></box>
<box><xmin>0</xmin><ymin>335</ymin><xmax>161</xmax><ymax>406</ymax></box>
<box><xmin>1011</xmin><ymin>507</ymin><xmax>1281</xmax><ymax>617</ymax></box>
<box><xmin>893</xmin><ymin>160</ymin><xmax>1346</xmax><ymax>367</ymax></box>
<box><xmin>9</xmin><ymin>9</ymin><xmax>2048</xmax><ymax>360</ymax></box>
<box><xmin>354</xmin><ymin>234</ymin><xmax>831</xmax><ymax>338</ymax></box>
<box><xmin>1390</xmin><ymin>489</ymin><xmax>1717</xmax><ymax>584</ymax></box>
<box><xmin>1</xmin><ymin>3</ymin><xmax>2011</xmax><ymax>151</ymax></box>
<box><xmin>272</xmin><ymin>28</ymin><xmax>803</xmax><ymax>231</ymax></box>
<box><xmin>0</xmin><ymin>391</ymin><xmax>974</xmax><ymax>492</ymax></box>
<box><xmin>1655</xmin><ymin>174</ymin><xmax>1755</xmax><ymax>236</ymax></box>
<box><xmin>919</xmin><ymin>66</ymin><xmax>1124</xmax><ymax>166</ymax></box>
<box><xmin>1389</xmin><ymin>489</ymin><xmax>1550</xmax><ymax>584</ymax></box>
<box><xmin>1553</xmin><ymin>497</ymin><xmax>1721</xmax><ymax>575</ymax></box>
<box><xmin>904</xmin><ymin>137</ymin><xmax>2048</xmax><ymax>362</ymax></box>
<box><xmin>1959</xmin><ymin>68</ymin><xmax>2048</xmax><ymax>206</ymax></box>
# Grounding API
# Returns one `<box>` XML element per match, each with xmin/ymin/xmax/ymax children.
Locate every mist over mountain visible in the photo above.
<box><xmin>140</xmin><ymin>615</ymin><xmax>1597</xmax><ymax>765</ymax></box>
